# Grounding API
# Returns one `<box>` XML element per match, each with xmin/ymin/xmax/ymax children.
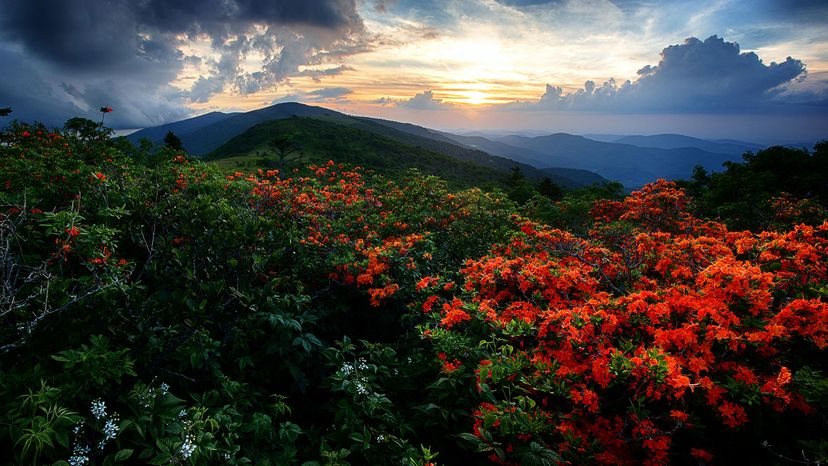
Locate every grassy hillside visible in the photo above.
<box><xmin>207</xmin><ymin>117</ymin><xmax>513</xmax><ymax>189</ymax></box>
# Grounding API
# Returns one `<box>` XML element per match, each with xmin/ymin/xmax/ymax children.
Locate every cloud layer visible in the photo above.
<box><xmin>395</xmin><ymin>90</ymin><xmax>455</xmax><ymax>110</ymax></box>
<box><xmin>525</xmin><ymin>36</ymin><xmax>809</xmax><ymax>112</ymax></box>
<box><xmin>0</xmin><ymin>0</ymin><xmax>368</xmax><ymax>127</ymax></box>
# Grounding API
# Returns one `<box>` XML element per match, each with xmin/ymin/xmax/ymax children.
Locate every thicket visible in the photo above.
<box><xmin>1</xmin><ymin>120</ymin><xmax>826</xmax><ymax>465</ymax></box>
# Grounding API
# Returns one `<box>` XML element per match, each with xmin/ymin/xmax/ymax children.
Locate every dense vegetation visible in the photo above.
<box><xmin>1</xmin><ymin>119</ymin><xmax>827</xmax><ymax>465</ymax></box>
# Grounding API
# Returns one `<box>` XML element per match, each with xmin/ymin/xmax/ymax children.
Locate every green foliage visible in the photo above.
<box><xmin>688</xmin><ymin>143</ymin><xmax>828</xmax><ymax>230</ymax></box>
<box><xmin>163</xmin><ymin>131</ymin><xmax>184</xmax><ymax>151</ymax></box>
<box><xmin>1</xmin><ymin>120</ymin><xmax>825</xmax><ymax>465</ymax></box>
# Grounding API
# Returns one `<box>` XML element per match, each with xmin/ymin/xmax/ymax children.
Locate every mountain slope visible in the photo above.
<box><xmin>127</xmin><ymin>111</ymin><xmax>235</xmax><ymax>144</ymax></box>
<box><xmin>613</xmin><ymin>134</ymin><xmax>763</xmax><ymax>155</ymax></box>
<box><xmin>439</xmin><ymin>133</ymin><xmax>550</xmax><ymax>167</ymax></box>
<box><xmin>496</xmin><ymin>133</ymin><xmax>738</xmax><ymax>187</ymax></box>
<box><xmin>179</xmin><ymin>103</ymin><xmax>348</xmax><ymax>155</ymax></box>
<box><xmin>322</xmin><ymin>116</ymin><xmax>554</xmax><ymax>180</ymax></box>
<box><xmin>439</xmin><ymin>133</ymin><xmax>610</xmax><ymax>187</ymax></box>
<box><xmin>206</xmin><ymin>117</ymin><xmax>516</xmax><ymax>189</ymax></box>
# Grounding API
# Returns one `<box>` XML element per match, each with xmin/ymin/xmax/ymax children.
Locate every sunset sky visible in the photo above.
<box><xmin>1</xmin><ymin>0</ymin><xmax>827</xmax><ymax>142</ymax></box>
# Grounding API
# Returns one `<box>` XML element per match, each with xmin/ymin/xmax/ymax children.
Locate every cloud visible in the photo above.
<box><xmin>270</xmin><ymin>87</ymin><xmax>353</xmax><ymax>105</ymax></box>
<box><xmin>296</xmin><ymin>65</ymin><xmax>356</xmax><ymax>81</ymax></box>
<box><xmin>371</xmin><ymin>97</ymin><xmax>397</xmax><ymax>105</ymax></box>
<box><xmin>516</xmin><ymin>35</ymin><xmax>815</xmax><ymax>113</ymax></box>
<box><xmin>396</xmin><ymin>90</ymin><xmax>454</xmax><ymax>110</ymax></box>
<box><xmin>306</xmin><ymin>87</ymin><xmax>353</xmax><ymax>100</ymax></box>
<box><xmin>271</xmin><ymin>94</ymin><xmax>306</xmax><ymax>105</ymax></box>
<box><xmin>493</xmin><ymin>0</ymin><xmax>562</xmax><ymax>7</ymax></box>
<box><xmin>0</xmin><ymin>0</ymin><xmax>370</xmax><ymax>127</ymax></box>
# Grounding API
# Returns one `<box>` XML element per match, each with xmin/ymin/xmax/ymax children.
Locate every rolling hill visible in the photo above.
<box><xmin>206</xmin><ymin>117</ymin><xmax>519</xmax><ymax>189</ymax></box>
<box><xmin>129</xmin><ymin>102</ymin><xmax>347</xmax><ymax>156</ymax></box>
<box><xmin>129</xmin><ymin>102</ymin><xmax>610</xmax><ymax>189</ymax></box>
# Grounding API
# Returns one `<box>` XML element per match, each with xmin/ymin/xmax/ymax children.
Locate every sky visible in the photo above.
<box><xmin>1</xmin><ymin>0</ymin><xmax>827</xmax><ymax>143</ymax></box>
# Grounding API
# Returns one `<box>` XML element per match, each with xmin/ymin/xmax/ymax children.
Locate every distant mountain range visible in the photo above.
<box><xmin>128</xmin><ymin>103</ymin><xmax>607</xmax><ymax>188</ymax></box>
<box><xmin>128</xmin><ymin>102</ymin><xmax>794</xmax><ymax>188</ymax></box>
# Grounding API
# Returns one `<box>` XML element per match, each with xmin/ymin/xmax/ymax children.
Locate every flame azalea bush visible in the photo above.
<box><xmin>419</xmin><ymin>180</ymin><xmax>828</xmax><ymax>464</ymax></box>
<box><xmin>1</xmin><ymin>120</ymin><xmax>827</xmax><ymax>465</ymax></box>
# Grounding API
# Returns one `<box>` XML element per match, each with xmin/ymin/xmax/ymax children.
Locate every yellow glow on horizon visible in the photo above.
<box><xmin>456</xmin><ymin>90</ymin><xmax>489</xmax><ymax>105</ymax></box>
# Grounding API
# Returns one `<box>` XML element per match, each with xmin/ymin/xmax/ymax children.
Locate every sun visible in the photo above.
<box><xmin>459</xmin><ymin>90</ymin><xmax>490</xmax><ymax>105</ymax></box>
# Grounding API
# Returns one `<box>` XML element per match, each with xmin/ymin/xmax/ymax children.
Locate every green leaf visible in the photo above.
<box><xmin>113</xmin><ymin>449</ymin><xmax>134</xmax><ymax>462</ymax></box>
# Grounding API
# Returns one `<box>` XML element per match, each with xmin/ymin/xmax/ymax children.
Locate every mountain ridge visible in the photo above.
<box><xmin>125</xmin><ymin>102</ymin><xmax>757</xmax><ymax>187</ymax></box>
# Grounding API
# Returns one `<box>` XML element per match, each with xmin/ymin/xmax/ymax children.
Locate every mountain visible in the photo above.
<box><xmin>342</xmin><ymin>117</ymin><xmax>557</xmax><ymax>179</ymax></box>
<box><xmin>613</xmin><ymin>134</ymin><xmax>763</xmax><ymax>155</ymax></box>
<box><xmin>438</xmin><ymin>133</ymin><xmax>610</xmax><ymax>187</ymax></box>
<box><xmin>207</xmin><ymin>117</ymin><xmax>517</xmax><ymax>189</ymax></box>
<box><xmin>541</xmin><ymin>167</ymin><xmax>612</xmax><ymax>187</ymax></box>
<box><xmin>440</xmin><ymin>133</ymin><xmax>549</xmax><ymax>166</ymax></box>
<box><xmin>331</xmin><ymin>117</ymin><xmax>610</xmax><ymax>188</ymax></box>
<box><xmin>131</xmin><ymin>103</ymin><xmax>347</xmax><ymax>155</ymax></box>
<box><xmin>127</xmin><ymin>111</ymin><xmax>235</xmax><ymax>144</ymax></box>
<box><xmin>129</xmin><ymin>102</ymin><xmax>609</xmax><ymax>189</ymax></box>
<box><xmin>494</xmin><ymin>133</ymin><xmax>738</xmax><ymax>187</ymax></box>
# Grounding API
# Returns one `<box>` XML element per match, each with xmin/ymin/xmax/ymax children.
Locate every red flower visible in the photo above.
<box><xmin>690</xmin><ymin>448</ymin><xmax>714</xmax><ymax>461</ymax></box>
<box><xmin>22</xmin><ymin>130</ymin><xmax>30</xmax><ymax>137</ymax></box>
<box><xmin>66</xmin><ymin>226</ymin><xmax>80</xmax><ymax>237</ymax></box>
<box><xmin>100</xmin><ymin>106</ymin><xmax>113</xmax><ymax>113</ymax></box>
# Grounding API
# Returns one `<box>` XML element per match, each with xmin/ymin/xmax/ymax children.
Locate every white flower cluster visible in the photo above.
<box><xmin>90</xmin><ymin>399</ymin><xmax>106</xmax><ymax>419</ymax></box>
<box><xmin>139</xmin><ymin>381</ymin><xmax>171</xmax><ymax>408</ymax></box>
<box><xmin>88</xmin><ymin>399</ymin><xmax>120</xmax><ymax>450</ymax></box>
<box><xmin>338</xmin><ymin>358</ymin><xmax>373</xmax><ymax>397</ymax></box>
<box><xmin>180</xmin><ymin>433</ymin><xmax>197</xmax><ymax>459</ymax></box>
<box><xmin>103</xmin><ymin>416</ymin><xmax>120</xmax><ymax>441</ymax></box>
<box><xmin>68</xmin><ymin>443</ymin><xmax>90</xmax><ymax>466</ymax></box>
<box><xmin>178</xmin><ymin>408</ymin><xmax>188</xmax><ymax>419</ymax></box>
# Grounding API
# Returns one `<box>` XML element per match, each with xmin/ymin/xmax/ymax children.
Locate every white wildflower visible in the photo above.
<box><xmin>180</xmin><ymin>434</ymin><xmax>197</xmax><ymax>459</ymax></box>
<box><xmin>103</xmin><ymin>416</ymin><xmax>119</xmax><ymax>441</ymax></box>
<box><xmin>90</xmin><ymin>399</ymin><xmax>106</xmax><ymax>419</ymax></box>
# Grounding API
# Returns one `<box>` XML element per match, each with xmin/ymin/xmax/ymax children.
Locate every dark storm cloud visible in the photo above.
<box><xmin>520</xmin><ymin>36</ymin><xmax>813</xmax><ymax>113</ymax></box>
<box><xmin>0</xmin><ymin>0</ymin><xmax>368</xmax><ymax>127</ymax></box>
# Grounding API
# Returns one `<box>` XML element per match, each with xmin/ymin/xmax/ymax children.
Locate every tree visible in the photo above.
<box><xmin>163</xmin><ymin>131</ymin><xmax>184</xmax><ymax>151</ymax></box>
<box><xmin>268</xmin><ymin>135</ymin><xmax>302</xmax><ymax>175</ymax></box>
<box><xmin>63</xmin><ymin>117</ymin><xmax>112</xmax><ymax>141</ymax></box>
<box><xmin>537</xmin><ymin>177</ymin><xmax>563</xmax><ymax>200</ymax></box>
<box><xmin>506</xmin><ymin>166</ymin><xmax>535</xmax><ymax>204</ymax></box>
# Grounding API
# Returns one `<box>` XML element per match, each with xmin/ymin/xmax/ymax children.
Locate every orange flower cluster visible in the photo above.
<box><xmin>421</xmin><ymin>180</ymin><xmax>828</xmax><ymax>464</ymax></box>
<box><xmin>245</xmin><ymin>162</ymin><xmax>475</xmax><ymax>307</ymax></box>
